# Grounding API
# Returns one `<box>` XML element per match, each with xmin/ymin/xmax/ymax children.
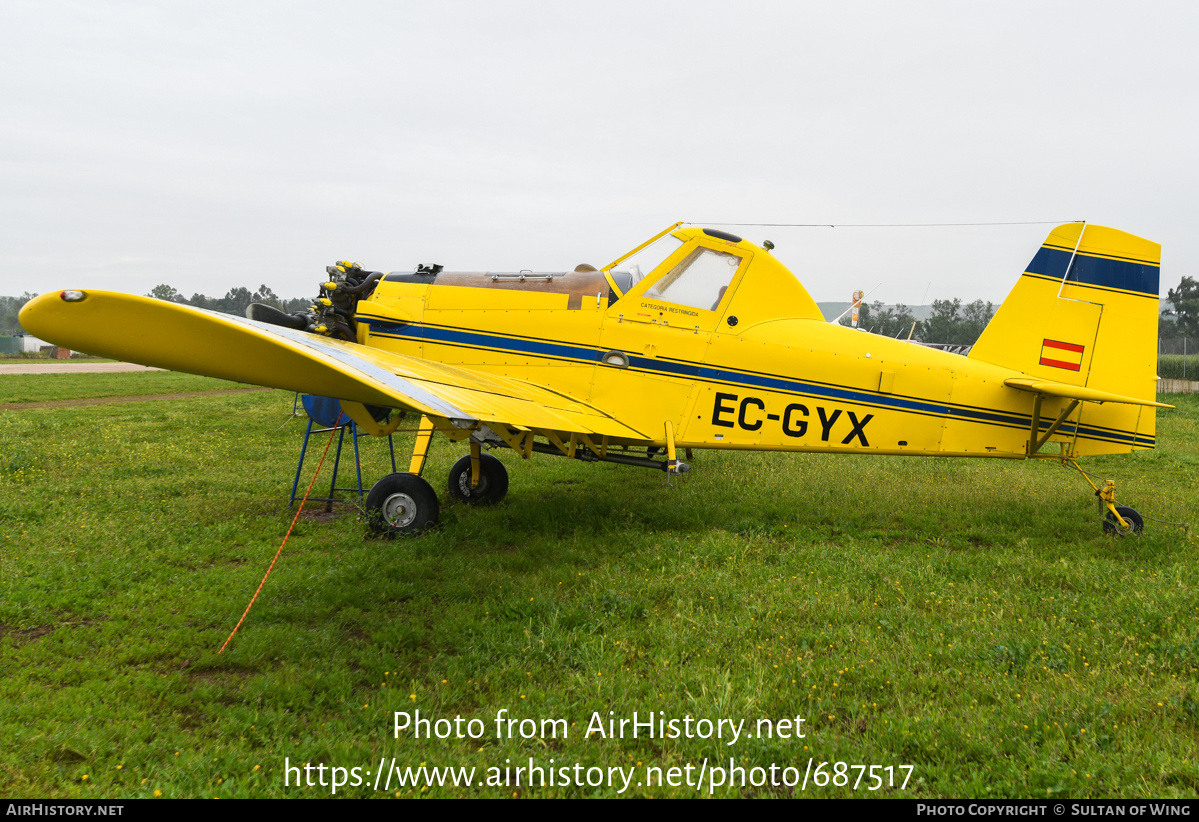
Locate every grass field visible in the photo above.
<box><xmin>0</xmin><ymin>370</ymin><xmax>1196</xmax><ymax>798</ymax></box>
<box><xmin>0</xmin><ymin>371</ymin><xmax>238</xmax><ymax>404</ymax></box>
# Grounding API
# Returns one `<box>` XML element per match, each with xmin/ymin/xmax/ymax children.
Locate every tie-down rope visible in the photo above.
<box><xmin>219</xmin><ymin>415</ymin><xmax>344</xmax><ymax>654</ymax></box>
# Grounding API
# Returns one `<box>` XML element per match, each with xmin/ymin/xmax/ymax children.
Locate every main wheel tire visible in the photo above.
<box><xmin>447</xmin><ymin>453</ymin><xmax>509</xmax><ymax>505</ymax></box>
<box><xmin>1102</xmin><ymin>505</ymin><xmax>1144</xmax><ymax>537</ymax></box>
<box><xmin>365</xmin><ymin>473</ymin><xmax>439</xmax><ymax>537</ymax></box>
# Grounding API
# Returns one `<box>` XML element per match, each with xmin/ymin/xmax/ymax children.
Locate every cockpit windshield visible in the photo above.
<box><xmin>609</xmin><ymin>234</ymin><xmax>685</xmax><ymax>291</ymax></box>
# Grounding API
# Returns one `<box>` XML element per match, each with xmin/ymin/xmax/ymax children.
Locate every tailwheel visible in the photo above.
<box><xmin>365</xmin><ymin>473</ymin><xmax>440</xmax><ymax>537</ymax></box>
<box><xmin>1103</xmin><ymin>506</ymin><xmax>1144</xmax><ymax>537</ymax></box>
<box><xmin>448</xmin><ymin>452</ymin><xmax>509</xmax><ymax>505</ymax></box>
<box><xmin>1066</xmin><ymin>460</ymin><xmax>1146</xmax><ymax>538</ymax></box>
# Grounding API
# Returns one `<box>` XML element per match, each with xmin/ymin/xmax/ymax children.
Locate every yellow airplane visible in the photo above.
<box><xmin>19</xmin><ymin>221</ymin><xmax>1169</xmax><ymax>537</ymax></box>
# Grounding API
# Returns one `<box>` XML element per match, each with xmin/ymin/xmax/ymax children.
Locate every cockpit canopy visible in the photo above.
<box><xmin>610</xmin><ymin>234</ymin><xmax>684</xmax><ymax>290</ymax></box>
<box><xmin>606</xmin><ymin>225</ymin><xmax>824</xmax><ymax>325</ymax></box>
<box><xmin>379</xmin><ymin>224</ymin><xmax>824</xmax><ymax>324</ymax></box>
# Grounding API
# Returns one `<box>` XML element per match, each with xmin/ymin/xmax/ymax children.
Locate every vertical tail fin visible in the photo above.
<box><xmin>970</xmin><ymin>223</ymin><xmax>1160</xmax><ymax>393</ymax></box>
<box><xmin>969</xmin><ymin>223</ymin><xmax>1161</xmax><ymax>452</ymax></box>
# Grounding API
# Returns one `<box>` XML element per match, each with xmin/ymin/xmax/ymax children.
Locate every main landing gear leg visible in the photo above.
<box><xmin>409</xmin><ymin>414</ymin><xmax>435</xmax><ymax>476</ymax></box>
<box><xmin>663</xmin><ymin>420</ymin><xmax>690</xmax><ymax>488</ymax></box>
<box><xmin>365</xmin><ymin>414</ymin><xmax>439</xmax><ymax>537</ymax></box>
<box><xmin>448</xmin><ymin>439</ymin><xmax>509</xmax><ymax>505</ymax></box>
<box><xmin>1066</xmin><ymin>460</ymin><xmax>1144</xmax><ymax>536</ymax></box>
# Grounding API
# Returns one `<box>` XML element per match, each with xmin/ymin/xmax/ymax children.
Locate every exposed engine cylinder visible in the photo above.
<box><xmin>245</xmin><ymin>260</ymin><xmax>386</xmax><ymax>341</ymax></box>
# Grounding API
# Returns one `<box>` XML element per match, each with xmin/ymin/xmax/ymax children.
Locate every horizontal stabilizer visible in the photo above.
<box><xmin>1004</xmin><ymin>378</ymin><xmax>1172</xmax><ymax>408</ymax></box>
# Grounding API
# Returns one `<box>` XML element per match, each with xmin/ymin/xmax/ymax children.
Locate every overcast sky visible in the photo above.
<box><xmin>2</xmin><ymin>1</ymin><xmax>1194</xmax><ymax>307</ymax></box>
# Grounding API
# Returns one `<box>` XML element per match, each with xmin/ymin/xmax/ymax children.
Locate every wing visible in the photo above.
<box><xmin>19</xmin><ymin>291</ymin><xmax>647</xmax><ymax>439</ymax></box>
<box><xmin>1004</xmin><ymin>377</ymin><xmax>1172</xmax><ymax>408</ymax></box>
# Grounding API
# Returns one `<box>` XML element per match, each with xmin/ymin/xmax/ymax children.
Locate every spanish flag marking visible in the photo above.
<box><xmin>1039</xmin><ymin>339</ymin><xmax>1085</xmax><ymax>372</ymax></box>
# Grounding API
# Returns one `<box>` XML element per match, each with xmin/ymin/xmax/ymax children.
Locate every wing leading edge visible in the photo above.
<box><xmin>19</xmin><ymin>291</ymin><xmax>646</xmax><ymax>439</ymax></box>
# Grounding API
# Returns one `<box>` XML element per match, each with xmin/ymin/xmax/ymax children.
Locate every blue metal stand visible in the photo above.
<box><xmin>289</xmin><ymin>395</ymin><xmax>398</xmax><ymax>509</ymax></box>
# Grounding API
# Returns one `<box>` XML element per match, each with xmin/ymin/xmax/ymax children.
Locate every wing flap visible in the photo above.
<box><xmin>19</xmin><ymin>291</ymin><xmax>645</xmax><ymax>438</ymax></box>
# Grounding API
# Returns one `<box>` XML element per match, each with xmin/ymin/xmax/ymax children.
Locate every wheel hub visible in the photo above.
<box><xmin>381</xmin><ymin>492</ymin><xmax>418</xmax><ymax>528</ymax></box>
<box><xmin>458</xmin><ymin>471</ymin><xmax>489</xmax><ymax>498</ymax></box>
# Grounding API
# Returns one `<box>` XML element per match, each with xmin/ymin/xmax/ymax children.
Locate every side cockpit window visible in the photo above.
<box><xmin>645</xmin><ymin>246</ymin><xmax>742</xmax><ymax>311</ymax></box>
<box><xmin>611</xmin><ymin>235</ymin><xmax>685</xmax><ymax>290</ymax></box>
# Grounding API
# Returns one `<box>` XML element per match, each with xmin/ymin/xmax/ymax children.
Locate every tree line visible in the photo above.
<box><xmin>145</xmin><ymin>284</ymin><xmax>312</xmax><ymax>316</ymax></box>
<box><xmin>838</xmin><ymin>299</ymin><xmax>995</xmax><ymax>346</ymax></box>
<box><xmin>1161</xmin><ymin>275</ymin><xmax>1198</xmax><ymax>338</ymax></box>
<box><xmin>0</xmin><ymin>286</ymin><xmax>312</xmax><ymax>335</ymax></box>
<box><xmin>2</xmin><ymin>276</ymin><xmax>1197</xmax><ymax>342</ymax></box>
<box><xmin>841</xmin><ymin>275</ymin><xmax>1198</xmax><ymax>345</ymax></box>
<box><xmin>0</xmin><ymin>293</ymin><xmax>38</xmax><ymax>336</ymax></box>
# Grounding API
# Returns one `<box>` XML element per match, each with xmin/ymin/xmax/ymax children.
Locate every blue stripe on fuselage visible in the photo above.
<box><xmin>367</xmin><ymin>319</ymin><xmax>603</xmax><ymax>363</ymax></box>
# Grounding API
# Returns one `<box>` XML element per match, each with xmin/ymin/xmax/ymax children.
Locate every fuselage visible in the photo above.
<box><xmin>351</xmin><ymin>227</ymin><xmax>1152</xmax><ymax>458</ymax></box>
